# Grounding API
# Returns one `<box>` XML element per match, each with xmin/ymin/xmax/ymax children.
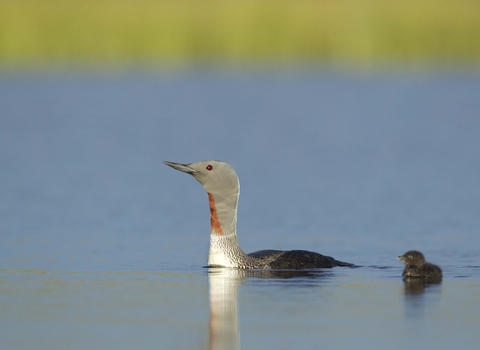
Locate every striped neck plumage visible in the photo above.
<box><xmin>207</xmin><ymin>190</ymin><xmax>252</xmax><ymax>268</ymax></box>
<box><xmin>207</xmin><ymin>192</ymin><xmax>237</xmax><ymax>236</ymax></box>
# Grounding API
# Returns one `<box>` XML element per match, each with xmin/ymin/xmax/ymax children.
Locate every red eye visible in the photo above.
<box><xmin>206</xmin><ymin>165</ymin><xmax>213</xmax><ymax>171</ymax></box>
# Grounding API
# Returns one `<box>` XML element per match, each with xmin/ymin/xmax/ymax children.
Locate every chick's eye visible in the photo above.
<box><xmin>206</xmin><ymin>165</ymin><xmax>213</xmax><ymax>171</ymax></box>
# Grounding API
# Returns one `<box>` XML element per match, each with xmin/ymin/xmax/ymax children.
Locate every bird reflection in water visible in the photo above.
<box><xmin>208</xmin><ymin>268</ymin><xmax>242</xmax><ymax>350</ymax></box>
<box><xmin>401</xmin><ymin>276</ymin><xmax>442</xmax><ymax>320</ymax></box>
<box><xmin>208</xmin><ymin>268</ymin><xmax>329</xmax><ymax>350</ymax></box>
<box><xmin>402</xmin><ymin>276</ymin><xmax>442</xmax><ymax>295</ymax></box>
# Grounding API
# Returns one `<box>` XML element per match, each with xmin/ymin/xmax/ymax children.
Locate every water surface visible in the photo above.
<box><xmin>1</xmin><ymin>70</ymin><xmax>479</xmax><ymax>349</ymax></box>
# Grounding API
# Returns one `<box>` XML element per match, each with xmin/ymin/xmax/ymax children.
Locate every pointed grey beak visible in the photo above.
<box><xmin>164</xmin><ymin>161</ymin><xmax>197</xmax><ymax>174</ymax></box>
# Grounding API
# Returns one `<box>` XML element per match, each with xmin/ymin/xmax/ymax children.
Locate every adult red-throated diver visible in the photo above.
<box><xmin>164</xmin><ymin>160</ymin><xmax>353</xmax><ymax>269</ymax></box>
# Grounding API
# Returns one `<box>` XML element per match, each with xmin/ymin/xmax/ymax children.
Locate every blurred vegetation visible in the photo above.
<box><xmin>0</xmin><ymin>0</ymin><xmax>479</xmax><ymax>69</ymax></box>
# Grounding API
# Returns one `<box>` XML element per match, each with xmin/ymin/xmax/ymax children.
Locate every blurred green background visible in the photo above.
<box><xmin>1</xmin><ymin>0</ymin><xmax>479</xmax><ymax>70</ymax></box>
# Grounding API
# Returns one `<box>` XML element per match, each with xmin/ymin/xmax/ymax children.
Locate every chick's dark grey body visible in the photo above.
<box><xmin>398</xmin><ymin>250</ymin><xmax>442</xmax><ymax>281</ymax></box>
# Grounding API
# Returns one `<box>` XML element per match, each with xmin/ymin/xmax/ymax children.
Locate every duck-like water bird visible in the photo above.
<box><xmin>397</xmin><ymin>250</ymin><xmax>442</xmax><ymax>281</ymax></box>
<box><xmin>164</xmin><ymin>160</ymin><xmax>353</xmax><ymax>269</ymax></box>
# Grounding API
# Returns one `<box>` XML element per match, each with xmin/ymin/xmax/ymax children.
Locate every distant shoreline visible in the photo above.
<box><xmin>1</xmin><ymin>0</ymin><xmax>479</xmax><ymax>69</ymax></box>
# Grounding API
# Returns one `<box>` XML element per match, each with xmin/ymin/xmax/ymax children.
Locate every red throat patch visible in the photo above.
<box><xmin>208</xmin><ymin>192</ymin><xmax>223</xmax><ymax>235</ymax></box>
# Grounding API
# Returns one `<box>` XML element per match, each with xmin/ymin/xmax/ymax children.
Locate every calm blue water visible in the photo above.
<box><xmin>1</xmin><ymin>70</ymin><xmax>480</xmax><ymax>349</ymax></box>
